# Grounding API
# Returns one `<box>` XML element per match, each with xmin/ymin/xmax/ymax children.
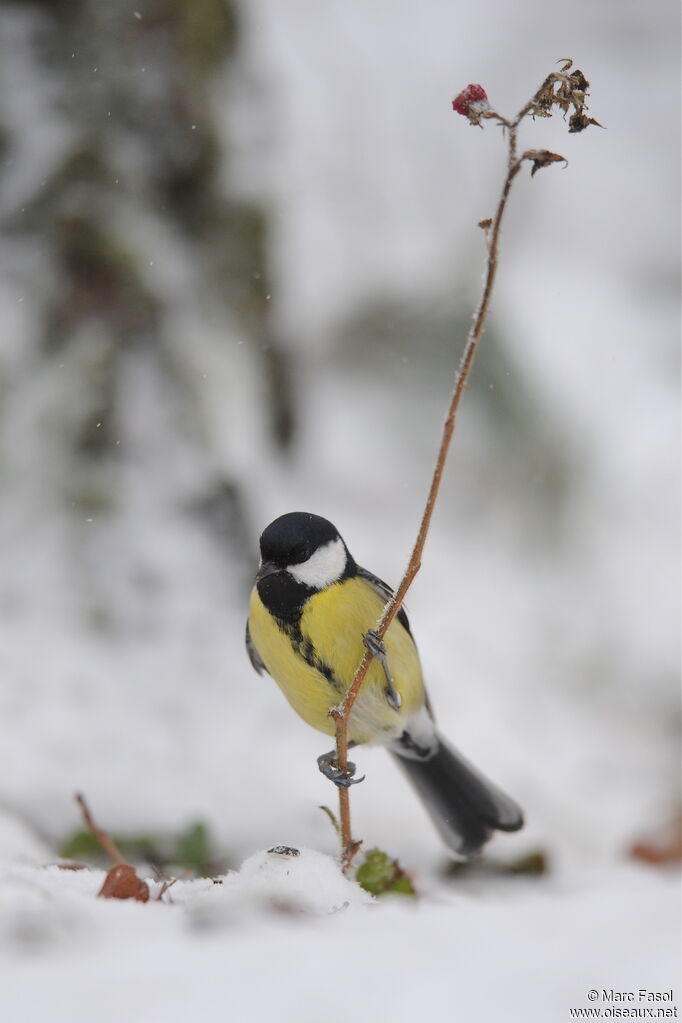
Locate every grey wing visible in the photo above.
<box><xmin>245</xmin><ymin>621</ymin><xmax>268</xmax><ymax>676</ymax></box>
<box><xmin>356</xmin><ymin>565</ymin><xmax>414</xmax><ymax>638</ymax></box>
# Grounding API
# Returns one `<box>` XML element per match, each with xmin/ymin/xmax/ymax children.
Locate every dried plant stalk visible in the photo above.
<box><xmin>330</xmin><ymin>62</ymin><xmax>598</xmax><ymax>872</ymax></box>
<box><xmin>75</xmin><ymin>791</ymin><xmax>126</xmax><ymax>866</ymax></box>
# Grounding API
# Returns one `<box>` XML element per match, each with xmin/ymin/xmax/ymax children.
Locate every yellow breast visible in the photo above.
<box><xmin>248</xmin><ymin>576</ymin><xmax>426</xmax><ymax>744</ymax></box>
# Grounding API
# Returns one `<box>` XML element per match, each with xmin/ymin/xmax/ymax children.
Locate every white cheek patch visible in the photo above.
<box><xmin>288</xmin><ymin>538</ymin><xmax>347</xmax><ymax>589</ymax></box>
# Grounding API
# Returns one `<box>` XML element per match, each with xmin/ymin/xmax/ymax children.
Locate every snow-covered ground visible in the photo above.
<box><xmin>0</xmin><ymin>0</ymin><xmax>679</xmax><ymax>1020</ymax></box>
<box><xmin>1</xmin><ymin>850</ymin><xmax>679</xmax><ymax>1023</ymax></box>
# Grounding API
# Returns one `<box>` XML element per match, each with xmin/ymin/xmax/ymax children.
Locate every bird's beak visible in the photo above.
<box><xmin>256</xmin><ymin>560</ymin><xmax>280</xmax><ymax>583</ymax></box>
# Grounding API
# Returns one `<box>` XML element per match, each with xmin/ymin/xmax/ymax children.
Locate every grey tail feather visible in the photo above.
<box><xmin>390</xmin><ymin>733</ymin><xmax>524</xmax><ymax>857</ymax></box>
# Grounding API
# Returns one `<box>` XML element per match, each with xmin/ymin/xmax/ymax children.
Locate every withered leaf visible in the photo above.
<box><xmin>569</xmin><ymin>69</ymin><xmax>590</xmax><ymax>92</ymax></box>
<box><xmin>569</xmin><ymin>112</ymin><xmax>604</xmax><ymax>133</ymax></box>
<box><xmin>630</xmin><ymin>840</ymin><xmax>682</xmax><ymax>866</ymax></box>
<box><xmin>523</xmin><ymin>149</ymin><xmax>568</xmax><ymax>177</ymax></box>
<box><xmin>629</xmin><ymin>817</ymin><xmax>682</xmax><ymax>867</ymax></box>
<box><xmin>478</xmin><ymin>217</ymin><xmax>493</xmax><ymax>230</ymax></box>
<box><xmin>98</xmin><ymin>864</ymin><xmax>150</xmax><ymax>902</ymax></box>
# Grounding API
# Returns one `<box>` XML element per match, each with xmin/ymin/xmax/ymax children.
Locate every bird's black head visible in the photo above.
<box><xmin>255</xmin><ymin>512</ymin><xmax>356</xmax><ymax>622</ymax></box>
<box><xmin>259</xmin><ymin>511</ymin><xmax>340</xmax><ymax>567</ymax></box>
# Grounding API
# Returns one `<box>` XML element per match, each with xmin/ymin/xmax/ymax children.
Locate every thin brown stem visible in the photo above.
<box><xmin>328</xmin><ymin>113</ymin><xmax>527</xmax><ymax>874</ymax></box>
<box><xmin>75</xmin><ymin>792</ymin><xmax>127</xmax><ymax>866</ymax></box>
<box><xmin>338</xmin><ymin>787</ymin><xmax>361</xmax><ymax>872</ymax></box>
<box><xmin>325</xmin><ymin>63</ymin><xmax>596</xmax><ymax>870</ymax></box>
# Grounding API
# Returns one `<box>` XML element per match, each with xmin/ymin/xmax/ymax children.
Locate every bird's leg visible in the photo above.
<box><xmin>363</xmin><ymin>628</ymin><xmax>402</xmax><ymax>710</ymax></box>
<box><xmin>317</xmin><ymin>743</ymin><xmax>364</xmax><ymax>788</ymax></box>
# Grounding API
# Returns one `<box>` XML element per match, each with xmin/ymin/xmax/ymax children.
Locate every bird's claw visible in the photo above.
<box><xmin>363</xmin><ymin>629</ymin><xmax>402</xmax><ymax>710</ymax></box>
<box><xmin>317</xmin><ymin>750</ymin><xmax>365</xmax><ymax>788</ymax></box>
<box><xmin>363</xmin><ymin>628</ymin><xmax>386</xmax><ymax>660</ymax></box>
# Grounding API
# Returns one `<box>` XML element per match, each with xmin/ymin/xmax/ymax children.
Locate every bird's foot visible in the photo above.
<box><xmin>363</xmin><ymin>629</ymin><xmax>402</xmax><ymax>710</ymax></box>
<box><xmin>317</xmin><ymin>749</ymin><xmax>365</xmax><ymax>788</ymax></box>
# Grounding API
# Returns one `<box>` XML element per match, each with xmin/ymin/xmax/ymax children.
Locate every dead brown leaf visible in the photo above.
<box><xmin>629</xmin><ymin>818</ymin><xmax>682</xmax><ymax>867</ymax></box>
<box><xmin>523</xmin><ymin>149</ymin><xmax>568</xmax><ymax>177</ymax></box>
<box><xmin>98</xmin><ymin>864</ymin><xmax>150</xmax><ymax>902</ymax></box>
<box><xmin>569</xmin><ymin>112</ymin><xmax>604</xmax><ymax>133</ymax></box>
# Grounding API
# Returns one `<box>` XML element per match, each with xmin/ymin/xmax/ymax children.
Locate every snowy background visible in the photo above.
<box><xmin>0</xmin><ymin>0</ymin><xmax>679</xmax><ymax>1020</ymax></box>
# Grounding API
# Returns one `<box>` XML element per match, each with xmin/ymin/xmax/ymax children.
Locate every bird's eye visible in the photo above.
<box><xmin>295</xmin><ymin>543</ymin><xmax>313</xmax><ymax>562</ymax></box>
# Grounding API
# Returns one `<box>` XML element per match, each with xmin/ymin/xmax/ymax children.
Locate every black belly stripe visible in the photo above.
<box><xmin>280</xmin><ymin>620</ymin><xmax>344</xmax><ymax>696</ymax></box>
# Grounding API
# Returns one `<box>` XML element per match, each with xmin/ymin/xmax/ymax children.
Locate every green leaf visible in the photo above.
<box><xmin>58</xmin><ymin>829</ymin><xmax>103</xmax><ymax>861</ymax></box>
<box><xmin>355</xmin><ymin>848</ymin><xmax>416</xmax><ymax>897</ymax></box>
<box><xmin>58</xmin><ymin>821</ymin><xmax>222</xmax><ymax>876</ymax></box>
<box><xmin>174</xmin><ymin>822</ymin><xmax>213</xmax><ymax>876</ymax></box>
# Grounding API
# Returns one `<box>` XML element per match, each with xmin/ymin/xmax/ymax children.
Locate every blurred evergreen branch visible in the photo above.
<box><xmin>60</xmin><ymin>818</ymin><xmax>229</xmax><ymax>877</ymax></box>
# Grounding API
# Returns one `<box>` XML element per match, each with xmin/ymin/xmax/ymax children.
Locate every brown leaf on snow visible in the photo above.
<box><xmin>98</xmin><ymin>864</ymin><xmax>150</xmax><ymax>902</ymax></box>
<box><xmin>629</xmin><ymin>817</ymin><xmax>682</xmax><ymax>867</ymax></box>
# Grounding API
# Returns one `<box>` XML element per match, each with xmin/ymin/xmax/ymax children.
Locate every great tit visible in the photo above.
<box><xmin>246</xmin><ymin>511</ymin><xmax>523</xmax><ymax>856</ymax></box>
